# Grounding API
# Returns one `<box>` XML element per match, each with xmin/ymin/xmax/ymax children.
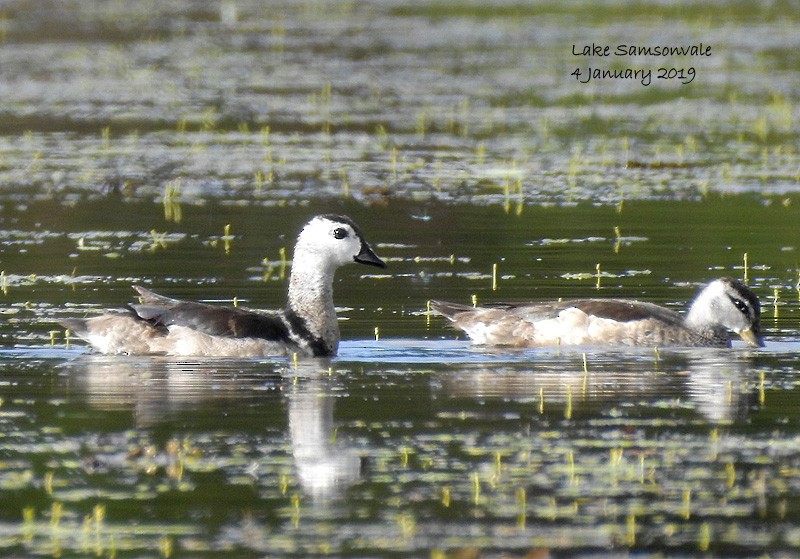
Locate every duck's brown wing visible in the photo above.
<box><xmin>131</xmin><ymin>286</ymin><xmax>293</xmax><ymax>341</ymax></box>
<box><xmin>554</xmin><ymin>299</ymin><xmax>684</xmax><ymax>325</ymax></box>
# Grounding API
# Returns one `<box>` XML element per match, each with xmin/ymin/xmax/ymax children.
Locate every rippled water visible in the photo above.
<box><xmin>2</xmin><ymin>1</ymin><xmax>800</xmax><ymax>557</ymax></box>
<box><xmin>3</xmin><ymin>342</ymin><xmax>800</xmax><ymax>557</ymax></box>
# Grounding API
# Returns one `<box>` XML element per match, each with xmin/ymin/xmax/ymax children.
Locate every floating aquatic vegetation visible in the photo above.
<box><xmin>1</xmin><ymin>1</ymin><xmax>800</xmax><ymax>557</ymax></box>
<box><xmin>0</xmin><ymin>272</ymin><xmax>107</xmax><ymax>289</ymax></box>
<box><xmin>560</xmin><ymin>268</ymin><xmax>651</xmax><ymax>281</ymax></box>
<box><xmin>66</xmin><ymin>230</ymin><xmax>187</xmax><ymax>256</ymax></box>
<box><xmin>0</xmin><ymin>229</ymin><xmax>62</xmax><ymax>249</ymax></box>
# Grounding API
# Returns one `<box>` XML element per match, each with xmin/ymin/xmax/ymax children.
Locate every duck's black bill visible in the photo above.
<box><xmin>355</xmin><ymin>243</ymin><xmax>387</xmax><ymax>268</ymax></box>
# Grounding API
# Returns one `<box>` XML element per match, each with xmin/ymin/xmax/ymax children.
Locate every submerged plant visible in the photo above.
<box><xmin>162</xmin><ymin>180</ymin><xmax>182</xmax><ymax>224</ymax></box>
<box><xmin>223</xmin><ymin>224</ymin><xmax>232</xmax><ymax>254</ymax></box>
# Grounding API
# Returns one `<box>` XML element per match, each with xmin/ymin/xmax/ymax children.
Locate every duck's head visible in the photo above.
<box><xmin>294</xmin><ymin>214</ymin><xmax>386</xmax><ymax>271</ymax></box>
<box><xmin>687</xmin><ymin>277</ymin><xmax>763</xmax><ymax>347</ymax></box>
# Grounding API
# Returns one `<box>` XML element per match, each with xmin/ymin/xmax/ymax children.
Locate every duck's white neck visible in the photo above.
<box><xmin>686</xmin><ymin>305</ymin><xmax>713</xmax><ymax>331</ymax></box>
<box><xmin>684</xmin><ymin>289</ymin><xmax>726</xmax><ymax>338</ymax></box>
<box><xmin>287</xmin><ymin>260</ymin><xmax>340</xmax><ymax>352</ymax></box>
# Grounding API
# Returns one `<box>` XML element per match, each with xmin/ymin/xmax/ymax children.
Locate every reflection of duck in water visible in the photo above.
<box><xmin>69</xmin><ymin>357</ymin><xmax>363</xmax><ymax>497</ymax></box>
<box><xmin>68</xmin><ymin>356</ymin><xmax>284</xmax><ymax>427</ymax></box>
<box><xmin>684</xmin><ymin>355</ymin><xmax>757</xmax><ymax>423</ymax></box>
<box><xmin>61</xmin><ymin>215</ymin><xmax>385</xmax><ymax>357</ymax></box>
<box><xmin>437</xmin><ymin>353</ymin><xmax>757</xmax><ymax>423</ymax></box>
<box><xmin>432</xmin><ymin>277</ymin><xmax>762</xmax><ymax>348</ymax></box>
<box><xmin>289</xmin><ymin>374</ymin><xmax>363</xmax><ymax>499</ymax></box>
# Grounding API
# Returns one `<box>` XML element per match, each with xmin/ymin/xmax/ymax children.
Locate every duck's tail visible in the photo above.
<box><xmin>59</xmin><ymin>306</ymin><xmax>166</xmax><ymax>355</ymax></box>
<box><xmin>58</xmin><ymin>318</ymin><xmax>97</xmax><ymax>340</ymax></box>
<box><xmin>58</xmin><ymin>285</ymin><xmax>180</xmax><ymax>354</ymax></box>
<box><xmin>428</xmin><ymin>300</ymin><xmax>475</xmax><ymax>321</ymax></box>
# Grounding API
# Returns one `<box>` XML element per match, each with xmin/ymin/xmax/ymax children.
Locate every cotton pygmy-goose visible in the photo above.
<box><xmin>431</xmin><ymin>277</ymin><xmax>763</xmax><ymax>348</ymax></box>
<box><xmin>61</xmin><ymin>214</ymin><xmax>386</xmax><ymax>357</ymax></box>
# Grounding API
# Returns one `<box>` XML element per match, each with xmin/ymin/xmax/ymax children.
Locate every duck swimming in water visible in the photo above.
<box><xmin>61</xmin><ymin>214</ymin><xmax>386</xmax><ymax>357</ymax></box>
<box><xmin>431</xmin><ymin>277</ymin><xmax>762</xmax><ymax>348</ymax></box>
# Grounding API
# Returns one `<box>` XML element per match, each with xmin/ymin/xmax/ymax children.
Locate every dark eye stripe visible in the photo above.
<box><xmin>728</xmin><ymin>296</ymin><xmax>749</xmax><ymax>315</ymax></box>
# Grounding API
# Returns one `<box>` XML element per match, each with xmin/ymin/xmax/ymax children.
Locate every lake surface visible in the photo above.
<box><xmin>2</xmin><ymin>1</ymin><xmax>800</xmax><ymax>557</ymax></box>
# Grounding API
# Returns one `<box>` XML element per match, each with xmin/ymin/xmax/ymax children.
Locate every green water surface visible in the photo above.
<box><xmin>1</xmin><ymin>1</ymin><xmax>800</xmax><ymax>557</ymax></box>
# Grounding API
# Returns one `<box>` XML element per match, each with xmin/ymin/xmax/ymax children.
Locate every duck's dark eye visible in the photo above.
<box><xmin>333</xmin><ymin>227</ymin><xmax>349</xmax><ymax>239</ymax></box>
